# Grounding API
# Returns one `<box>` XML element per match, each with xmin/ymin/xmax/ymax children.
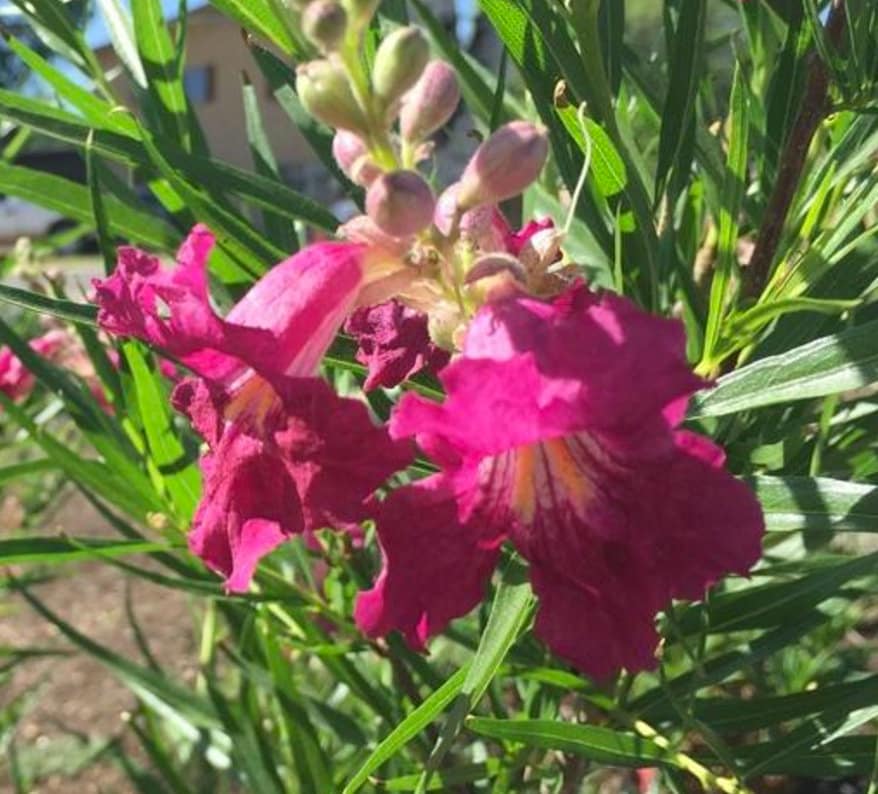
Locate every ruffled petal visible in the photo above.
<box><xmin>344</xmin><ymin>300</ymin><xmax>450</xmax><ymax>391</ymax></box>
<box><xmin>638</xmin><ymin>430</ymin><xmax>764</xmax><ymax>602</ymax></box>
<box><xmin>529</xmin><ymin>559</ymin><xmax>662</xmax><ymax>678</ymax></box>
<box><xmin>94</xmin><ymin>226</ymin><xmax>367</xmax><ymax>382</ymax></box>
<box><xmin>177</xmin><ymin>374</ymin><xmax>411</xmax><ymax>592</ymax></box>
<box><xmin>270</xmin><ymin>377</ymin><xmax>414</xmax><ymax>534</ymax></box>
<box><xmin>463</xmin><ymin>282</ymin><xmax>706</xmax><ymax>439</ymax></box>
<box><xmin>355</xmin><ymin>475</ymin><xmax>501</xmax><ymax>649</ymax></box>
<box><xmin>187</xmin><ymin>436</ymin><xmax>304</xmax><ymax>593</ymax></box>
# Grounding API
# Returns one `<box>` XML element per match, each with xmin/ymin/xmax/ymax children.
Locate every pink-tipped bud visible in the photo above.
<box><xmin>434</xmin><ymin>183</ymin><xmax>509</xmax><ymax>252</ymax></box>
<box><xmin>373</xmin><ymin>27</ymin><xmax>430</xmax><ymax>110</ymax></box>
<box><xmin>366</xmin><ymin>170</ymin><xmax>435</xmax><ymax>238</ymax></box>
<box><xmin>332</xmin><ymin>130</ymin><xmax>367</xmax><ymax>173</ymax></box>
<box><xmin>456</xmin><ymin>121</ymin><xmax>549</xmax><ymax>210</ymax></box>
<box><xmin>400</xmin><ymin>60</ymin><xmax>460</xmax><ymax>142</ymax></box>
<box><xmin>296</xmin><ymin>59</ymin><xmax>368</xmax><ymax>134</ymax></box>
<box><xmin>332</xmin><ymin>131</ymin><xmax>382</xmax><ymax>186</ymax></box>
<box><xmin>302</xmin><ymin>1</ymin><xmax>347</xmax><ymax>53</ymax></box>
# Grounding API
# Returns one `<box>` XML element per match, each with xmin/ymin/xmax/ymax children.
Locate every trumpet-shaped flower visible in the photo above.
<box><xmin>356</xmin><ymin>283</ymin><xmax>764</xmax><ymax>677</ymax></box>
<box><xmin>95</xmin><ymin>226</ymin><xmax>411</xmax><ymax>591</ymax></box>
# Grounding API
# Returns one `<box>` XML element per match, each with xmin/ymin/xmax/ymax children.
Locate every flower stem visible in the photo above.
<box><xmin>742</xmin><ymin>0</ymin><xmax>847</xmax><ymax>299</ymax></box>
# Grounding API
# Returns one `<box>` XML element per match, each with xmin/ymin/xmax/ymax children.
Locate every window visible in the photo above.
<box><xmin>183</xmin><ymin>65</ymin><xmax>215</xmax><ymax>104</ymax></box>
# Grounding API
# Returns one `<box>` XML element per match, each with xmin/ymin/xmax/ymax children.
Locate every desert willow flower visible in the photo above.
<box><xmin>95</xmin><ymin>3</ymin><xmax>764</xmax><ymax>677</ymax></box>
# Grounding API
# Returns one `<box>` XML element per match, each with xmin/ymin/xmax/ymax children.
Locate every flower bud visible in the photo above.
<box><xmin>302</xmin><ymin>1</ymin><xmax>347</xmax><ymax>53</ymax></box>
<box><xmin>373</xmin><ymin>27</ymin><xmax>430</xmax><ymax>110</ymax></box>
<box><xmin>400</xmin><ymin>60</ymin><xmax>460</xmax><ymax>142</ymax></box>
<box><xmin>341</xmin><ymin>0</ymin><xmax>379</xmax><ymax>28</ymax></box>
<box><xmin>332</xmin><ymin>130</ymin><xmax>382</xmax><ymax>186</ymax></box>
<box><xmin>296</xmin><ymin>59</ymin><xmax>368</xmax><ymax>134</ymax></box>
<box><xmin>456</xmin><ymin>121</ymin><xmax>549</xmax><ymax>210</ymax></box>
<box><xmin>332</xmin><ymin>130</ymin><xmax>367</xmax><ymax>173</ymax></box>
<box><xmin>434</xmin><ymin>183</ymin><xmax>509</xmax><ymax>252</ymax></box>
<box><xmin>366</xmin><ymin>170</ymin><xmax>435</xmax><ymax>238</ymax></box>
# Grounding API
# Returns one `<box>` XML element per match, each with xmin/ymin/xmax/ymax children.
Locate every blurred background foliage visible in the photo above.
<box><xmin>0</xmin><ymin>0</ymin><xmax>876</xmax><ymax>792</ymax></box>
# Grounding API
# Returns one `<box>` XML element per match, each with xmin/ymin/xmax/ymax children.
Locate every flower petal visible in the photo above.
<box><xmin>344</xmin><ymin>300</ymin><xmax>450</xmax><ymax>391</ymax></box>
<box><xmin>356</xmin><ymin>475</ymin><xmax>501</xmax><ymax>649</ymax></box>
<box><xmin>94</xmin><ymin>225</ymin><xmax>367</xmax><ymax>381</ymax></box>
<box><xmin>177</xmin><ymin>373</ymin><xmax>412</xmax><ymax>591</ymax></box>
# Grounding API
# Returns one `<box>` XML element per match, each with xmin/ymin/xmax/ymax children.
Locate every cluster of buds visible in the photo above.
<box><xmin>293</xmin><ymin>2</ymin><xmax>555</xmax><ymax>351</ymax></box>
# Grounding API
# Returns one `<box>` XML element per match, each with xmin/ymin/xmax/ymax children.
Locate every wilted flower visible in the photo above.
<box><xmin>356</xmin><ymin>283</ymin><xmax>764</xmax><ymax>677</ymax></box>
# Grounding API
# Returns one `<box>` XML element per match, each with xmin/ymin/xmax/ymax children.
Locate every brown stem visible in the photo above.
<box><xmin>742</xmin><ymin>0</ymin><xmax>847</xmax><ymax>299</ymax></box>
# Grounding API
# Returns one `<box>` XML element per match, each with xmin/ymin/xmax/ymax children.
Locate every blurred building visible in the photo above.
<box><xmin>93</xmin><ymin>2</ymin><xmax>497</xmax><ymax>203</ymax></box>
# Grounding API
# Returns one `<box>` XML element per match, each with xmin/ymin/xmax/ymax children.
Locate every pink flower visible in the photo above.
<box><xmin>344</xmin><ymin>300</ymin><xmax>450</xmax><ymax>391</ymax></box>
<box><xmin>356</xmin><ymin>283</ymin><xmax>764</xmax><ymax>678</ymax></box>
<box><xmin>94</xmin><ymin>226</ymin><xmax>411</xmax><ymax>591</ymax></box>
<box><xmin>0</xmin><ymin>330</ymin><xmax>69</xmax><ymax>402</ymax></box>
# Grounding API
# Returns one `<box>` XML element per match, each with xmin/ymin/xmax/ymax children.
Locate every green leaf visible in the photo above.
<box><xmin>675</xmin><ymin>552</ymin><xmax>878</xmax><ymax>635</ymax></box>
<box><xmin>0</xmin><ymin>459</ymin><xmax>55</xmax><ymax>485</ymax></box>
<box><xmin>655</xmin><ymin>0</ymin><xmax>707</xmax><ymax>196</ymax></box>
<box><xmin>691</xmin><ymin>317</ymin><xmax>878</xmax><ymax>417</ymax></box>
<box><xmin>124</xmin><ymin>343</ymin><xmax>200</xmax><ymax>521</ymax></box>
<box><xmin>557</xmin><ymin>106</ymin><xmax>627</xmax><ymax>197</ymax></box>
<box><xmin>95</xmin><ymin>0</ymin><xmax>148</xmax><ymax>87</ymax></box>
<box><xmin>209</xmin><ymin>0</ymin><xmax>297</xmax><ymax>55</ymax></box>
<box><xmin>415</xmin><ymin>564</ymin><xmax>535</xmax><ymax>793</ymax></box>
<box><xmin>753</xmin><ymin>475</ymin><xmax>878</xmax><ymax>533</ymax></box>
<box><xmin>702</xmin><ymin>62</ymin><xmax>750</xmax><ymax>365</ymax></box>
<box><xmin>342</xmin><ymin>667</ymin><xmax>469</xmax><ymax>794</ymax></box>
<box><xmin>242</xmin><ymin>75</ymin><xmax>299</xmax><ymax>252</ymax></box>
<box><xmin>132</xmin><ymin>0</ymin><xmax>190</xmax><ymax>146</ymax></box>
<box><xmin>0</xmin><ymin>283</ymin><xmax>97</xmax><ymax>327</ymax></box>
<box><xmin>466</xmin><ymin>718</ymin><xmax>671</xmax><ymax>768</ymax></box>
<box><xmin>0</xmin><ymin>90</ymin><xmax>337</xmax><ymax>233</ymax></box>
<box><xmin>0</xmin><ymin>537</ymin><xmax>171</xmax><ymax>566</ymax></box>
<box><xmin>0</xmin><ymin>162</ymin><xmax>180</xmax><ymax>251</ymax></box>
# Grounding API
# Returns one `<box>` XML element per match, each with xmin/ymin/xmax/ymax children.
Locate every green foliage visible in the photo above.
<box><xmin>0</xmin><ymin>0</ymin><xmax>876</xmax><ymax>792</ymax></box>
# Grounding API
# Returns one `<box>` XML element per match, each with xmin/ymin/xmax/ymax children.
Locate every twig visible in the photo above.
<box><xmin>743</xmin><ymin>0</ymin><xmax>847</xmax><ymax>298</ymax></box>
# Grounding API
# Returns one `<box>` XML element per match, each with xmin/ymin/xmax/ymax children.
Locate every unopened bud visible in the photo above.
<box><xmin>456</xmin><ymin>121</ymin><xmax>549</xmax><ymax>210</ymax></box>
<box><xmin>296</xmin><ymin>59</ymin><xmax>368</xmax><ymax>134</ymax></box>
<box><xmin>341</xmin><ymin>0</ymin><xmax>379</xmax><ymax>28</ymax></box>
<box><xmin>434</xmin><ymin>183</ymin><xmax>509</xmax><ymax>252</ymax></box>
<box><xmin>302</xmin><ymin>1</ymin><xmax>347</xmax><ymax>52</ymax></box>
<box><xmin>332</xmin><ymin>130</ymin><xmax>367</xmax><ymax>173</ymax></box>
<box><xmin>373</xmin><ymin>27</ymin><xmax>430</xmax><ymax>110</ymax></box>
<box><xmin>400</xmin><ymin>60</ymin><xmax>460</xmax><ymax>142</ymax></box>
<box><xmin>332</xmin><ymin>130</ymin><xmax>382</xmax><ymax>186</ymax></box>
<box><xmin>366</xmin><ymin>170</ymin><xmax>435</xmax><ymax>237</ymax></box>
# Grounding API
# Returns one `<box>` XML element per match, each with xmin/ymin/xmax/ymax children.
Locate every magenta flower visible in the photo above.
<box><xmin>0</xmin><ymin>330</ymin><xmax>68</xmax><ymax>402</ymax></box>
<box><xmin>94</xmin><ymin>226</ymin><xmax>411</xmax><ymax>591</ymax></box>
<box><xmin>344</xmin><ymin>300</ymin><xmax>450</xmax><ymax>391</ymax></box>
<box><xmin>356</xmin><ymin>283</ymin><xmax>764</xmax><ymax>678</ymax></box>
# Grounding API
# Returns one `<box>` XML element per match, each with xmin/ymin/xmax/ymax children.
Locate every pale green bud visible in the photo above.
<box><xmin>296</xmin><ymin>59</ymin><xmax>368</xmax><ymax>133</ymax></box>
<box><xmin>302</xmin><ymin>1</ymin><xmax>347</xmax><ymax>53</ymax></box>
<box><xmin>372</xmin><ymin>27</ymin><xmax>430</xmax><ymax>111</ymax></box>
